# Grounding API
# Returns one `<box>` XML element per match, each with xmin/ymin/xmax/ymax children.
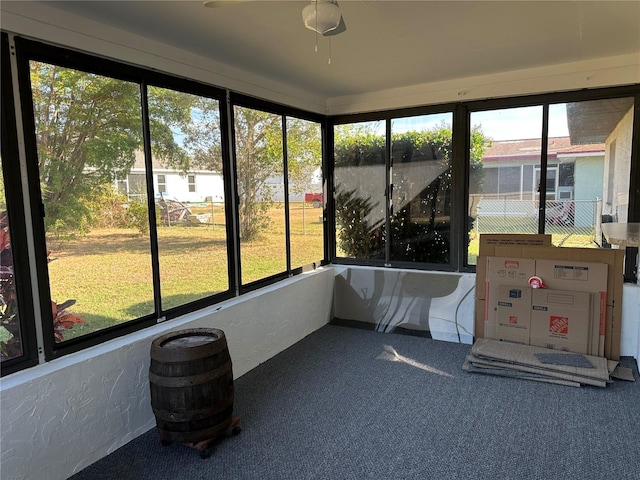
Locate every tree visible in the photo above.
<box><xmin>30</xmin><ymin>63</ymin><xmax>194</xmax><ymax>234</ymax></box>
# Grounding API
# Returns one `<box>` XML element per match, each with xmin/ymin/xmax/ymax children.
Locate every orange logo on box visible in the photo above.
<box><xmin>549</xmin><ymin>316</ymin><xmax>569</xmax><ymax>334</ymax></box>
<box><xmin>504</xmin><ymin>260</ymin><xmax>519</xmax><ymax>269</ymax></box>
<box><xmin>509</xmin><ymin>316</ymin><xmax>518</xmax><ymax>324</ymax></box>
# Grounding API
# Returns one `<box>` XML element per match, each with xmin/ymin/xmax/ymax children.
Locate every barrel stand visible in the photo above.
<box><xmin>160</xmin><ymin>417</ymin><xmax>241</xmax><ymax>459</ymax></box>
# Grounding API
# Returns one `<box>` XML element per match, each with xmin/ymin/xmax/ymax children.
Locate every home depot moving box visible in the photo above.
<box><xmin>484</xmin><ymin>257</ymin><xmax>536</xmax><ymax>341</ymax></box>
<box><xmin>535</xmin><ymin>259</ymin><xmax>608</xmax><ymax>356</ymax></box>
<box><xmin>475</xmin><ymin>234</ymin><xmax>552</xmax><ymax>339</ymax></box>
<box><xmin>530</xmin><ymin>289</ymin><xmax>592</xmax><ymax>354</ymax></box>
<box><xmin>495</xmin><ymin>285</ymin><xmax>532</xmax><ymax>344</ymax></box>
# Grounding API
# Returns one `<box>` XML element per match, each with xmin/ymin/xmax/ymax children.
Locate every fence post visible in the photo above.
<box><xmin>594</xmin><ymin>198</ymin><xmax>601</xmax><ymax>245</ymax></box>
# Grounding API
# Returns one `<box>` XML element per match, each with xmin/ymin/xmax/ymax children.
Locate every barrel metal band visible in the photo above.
<box><xmin>149</xmin><ymin>362</ymin><xmax>232</xmax><ymax>388</ymax></box>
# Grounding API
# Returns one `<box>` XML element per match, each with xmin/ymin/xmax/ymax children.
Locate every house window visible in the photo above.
<box><xmin>535</xmin><ymin>165</ymin><xmax>558</xmax><ymax>200</ymax></box>
<box><xmin>188</xmin><ymin>174</ymin><xmax>196</xmax><ymax>193</ymax></box>
<box><xmin>157</xmin><ymin>174</ymin><xmax>167</xmax><ymax>194</ymax></box>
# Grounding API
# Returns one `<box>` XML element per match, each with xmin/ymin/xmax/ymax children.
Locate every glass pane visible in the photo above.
<box><xmin>234</xmin><ymin>106</ymin><xmax>286</xmax><ymax>284</ymax></box>
<box><xmin>547</xmin><ymin>99</ymin><xmax>634</xmax><ymax>248</ymax></box>
<box><xmin>0</xmin><ymin>156</ymin><xmax>23</xmax><ymax>361</ymax></box>
<box><xmin>468</xmin><ymin>106</ymin><xmax>543</xmax><ymax>265</ymax></box>
<box><xmin>390</xmin><ymin>113</ymin><xmax>453</xmax><ymax>263</ymax></box>
<box><xmin>286</xmin><ymin>117</ymin><xmax>323</xmax><ymax>268</ymax></box>
<box><xmin>334</xmin><ymin>121</ymin><xmax>386</xmax><ymax>260</ymax></box>
<box><xmin>30</xmin><ymin>61</ymin><xmax>155</xmax><ymax>341</ymax></box>
<box><xmin>148</xmin><ymin>86</ymin><xmax>229</xmax><ymax>310</ymax></box>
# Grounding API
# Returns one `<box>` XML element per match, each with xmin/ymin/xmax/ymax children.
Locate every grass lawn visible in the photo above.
<box><xmin>467</xmin><ymin>227</ymin><xmax>599</xmax><ymax>266</ymax></box>
<box><xmin>47</xmin><ymin>202</ymin><xmax>324</xmax><ymax>340</ymax></box>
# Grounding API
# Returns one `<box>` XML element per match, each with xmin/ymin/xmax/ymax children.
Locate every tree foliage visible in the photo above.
<box><xmin>334</xmin><ymin>124</ymin><xmax>489</xmax><ymax>262</ymax></box>
<box><xmin>30</xmin><ymin>63</ymin><xmax>192</xmax><ymax>234</ymax></box>
<box><xmin>30</xmin><ymin>64</ymin><xmax>321</xmax><ymax>241</ymax></box>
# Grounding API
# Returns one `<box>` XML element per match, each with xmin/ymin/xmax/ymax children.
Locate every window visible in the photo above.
<box><xmin>334</xmin><ymin>121</ymin><xmax>386</xmax><ymax>260</ymax></box>
<box><xmin>29</xmin><ymin>61</ymin><xmax>155</xmax><ymax>343</ymax></box>
<box><xmin>234</xmin><ymin>106</ymin><xmax>286</xmax><ymax>285</ymax></box>
<box><xmin>1</xmin><ymin>33</ymin><xmax>37</xmax><ymax>375</ymax></box>
<box><xmin>467</xmin><ymin>106</ymin><xmax>543</xmax><ymax>265</ymax></box>
<box><xmin>547</xmin><ymin>99</ymin><xmax>633</xmax><ymax>244</ymax></box>
<box><xmin>148</xmin><ymin>86</ymin><xmax>230</xmax><ymax>311</ymax></box>
<box><xmin>157</xmin><ymin>174</ymin><xmax>167</xmax><ymax>194</ymax></box>
<box><xmin>390</xmin><ymin>113</ymin><xmax>453</xmax><ymax>263</ymax></box>
<box><xmin>286</xmin><ymin>116</ymin><xmax>323</xmax><ymax>269</ymax></box>
<box><xmin>0</xmin><ymin>157</ymin><xmax>23</xmax><ymax>363</ymax></box>
<box><xmin>3</xmin><ymin>34</ymin><xmax>637</xmax><ymax>373</ymax></box>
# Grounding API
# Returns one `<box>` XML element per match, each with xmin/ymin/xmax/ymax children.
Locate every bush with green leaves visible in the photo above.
<box><xmin>334</xmin><ymin>125</ymin><xmax>487</xmax><ymax>263</ymax></box>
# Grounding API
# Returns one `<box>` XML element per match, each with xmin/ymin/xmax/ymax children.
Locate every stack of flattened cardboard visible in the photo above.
<box><xmin>463</xmin><ymin>338</ymin><xmax>634</xmax><ymax>387</ymax></box>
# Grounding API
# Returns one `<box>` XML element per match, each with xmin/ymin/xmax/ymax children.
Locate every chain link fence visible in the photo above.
<box><xmin>471</xmin><ymin>196</ymin><xmax>605</xmax><ymax>248</ymax></box>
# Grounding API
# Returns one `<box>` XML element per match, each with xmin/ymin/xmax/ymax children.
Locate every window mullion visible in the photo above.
<box><xmin>140</xmin><ymin>82</ymin><xmax>163</xmax><ymax>320</ymax></box>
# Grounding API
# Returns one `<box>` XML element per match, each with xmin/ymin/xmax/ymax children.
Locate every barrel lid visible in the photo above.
<box><xmin>162</xmin><ymin>334</ymin><xmax>217</xmax><ymax>349</ymax></box>
<box><xmin>151</xmin><ymin>328</ymin><xmax>227</xmax><ymax>362</ymax></box>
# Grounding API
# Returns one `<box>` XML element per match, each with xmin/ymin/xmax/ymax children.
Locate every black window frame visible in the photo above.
<box><xmin>0</xmin><ymin>33</ymin><xmax>39</xmax><ymax>376</ymax></box>
<box><xmin>5</xmin><ymin>36</ymin><xmax>328</xmax><ymax>367</ymax></box>
<box><xmin>229</xmin><ymin>92</ymin><xmax>327</xmax><ymax>294</ymax></box>
<box><xmin>328</xmin><ymin>86</ymin><xmax>640</xmax><ymax>281</ymax></box>
<box><xmin>12</xmin><ymin>37</ymin><xmax>241</xmax><ymax>361</ymax></box>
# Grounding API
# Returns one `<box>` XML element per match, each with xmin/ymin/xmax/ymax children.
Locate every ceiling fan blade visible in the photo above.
<box><xmin>203</xmin><ymin>0</ymin><xmax>250</xmax><ymax>7</ymax></box>
<box><xmin>322</xmin><ymin>15</ymin><xmax>346</xmax><ymax>37</ymax></box>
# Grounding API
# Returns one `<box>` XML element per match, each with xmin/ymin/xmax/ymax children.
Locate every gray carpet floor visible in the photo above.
<box><xmin>70</xmin><ymin>325</ymin><xmax>640</xmax><ymax>480</ymax></box>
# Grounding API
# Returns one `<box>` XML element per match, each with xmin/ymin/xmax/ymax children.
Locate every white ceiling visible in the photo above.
<box><xmin>30</xmin><ymin>0</ymin><xmax>639</xmax><ymax>101</ymax></box>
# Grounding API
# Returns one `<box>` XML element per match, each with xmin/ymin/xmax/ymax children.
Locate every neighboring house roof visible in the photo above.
<box><xmin>482</xmin><ymin>137</ymin><xmax>604</xmax><ymax>163</ymax></box>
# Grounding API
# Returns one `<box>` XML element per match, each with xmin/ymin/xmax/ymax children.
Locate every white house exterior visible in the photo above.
<box><xmin>116</xmin><ymin>151</ymin><xmax>225</xmax><ymax>204</ymax></box>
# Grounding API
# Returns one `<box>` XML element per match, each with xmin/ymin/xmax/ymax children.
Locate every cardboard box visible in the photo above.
<box><xmin>495</xmin><ymin>285</ymin><xmax>532</xmax><ymax>344</ymax></box>
<box><xmin>535</xmin><ymin>258</ymin><xmax>608</xmax><ymax>356</ymax></box>
<box><xmin>475</xmin><ymin>298</ymin><xmax>485</xmax><ymax>337</ymax></box>
<box><xmin>530</xmin><ymin>289</ymin><xmax>592</xmax><ymax>354</ymax></box>
<box><xmin>505</xmin><ymin>246</ymin><xmax>622</xmax><ymax>359</ymax></box>
<box><xmin>484</xmin><ymin>257</ymin><xmax>536</xmax><ymax>340</ymax></box>
<box><xmin>478</xmin><ymin>234</ymin><xmax>553</xmax><ymax>256</ymax></box>
<box><xmin>474</xmin><ymin>242</ymin><xmax>624</xmax><ymax>360</ymax></box>
<box><xmin>476</xmin><ymin>234</ymin><xmax>552</xmax><ymax>301</ymax></box>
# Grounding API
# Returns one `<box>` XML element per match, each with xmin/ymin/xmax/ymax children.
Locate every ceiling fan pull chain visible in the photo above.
<box><xmin>315</xmin><ymin>1</ymin><xmax>319</xmax><ymax>52</ymax></box>
<box><xmin>328</xmin><ymin>37</ymin><xmax>332</xmax><ymax>65</ymax></box>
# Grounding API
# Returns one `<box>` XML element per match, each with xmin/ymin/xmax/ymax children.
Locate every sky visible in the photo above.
<box><xmin>373</xmin><ymin>105</ymin><xmax>570</xmax><ymax>141</ymax></box>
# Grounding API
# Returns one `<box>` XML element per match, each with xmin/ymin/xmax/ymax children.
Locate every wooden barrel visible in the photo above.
<box><xmin>149</xmin><ymin>328</ymin><xmax>234</xmax><ymax>444</ymax></box>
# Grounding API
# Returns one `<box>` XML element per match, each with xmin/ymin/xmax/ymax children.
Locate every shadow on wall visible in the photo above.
<box><xmin>333</xmin><ymin>268</ymin><xmax>475</xmax><ymax>344</ymax></box>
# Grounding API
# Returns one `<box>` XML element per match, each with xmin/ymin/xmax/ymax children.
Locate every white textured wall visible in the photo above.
<box><xmin>1</xmin><ymin>266</ymin><xmax>638</xmax><ymax>480</ymax></box>
<box><xmin>0</xmin><ymin>268</ymin><xmax>334</xmax><ymax>480</ymax></box>
<box><xmin>333</xmin><ymin>266</ymin><xmax>476</xmax><ymax>344</ymax></box>
<box><xmin>620</xmin><ymin>283</ymin><xmax>640</xmax><ymax>362</ymax></box>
